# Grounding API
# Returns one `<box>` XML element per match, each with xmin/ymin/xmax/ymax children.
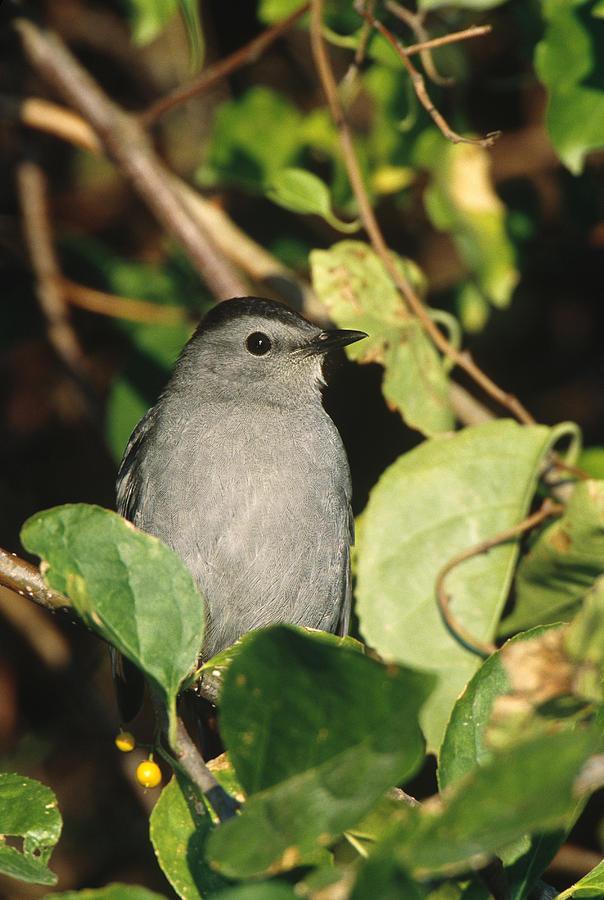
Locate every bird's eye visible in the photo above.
<box><xmin>246</xmin><ymin>332</ymin><xmax>272</xmax><ymax>356</ymax></box>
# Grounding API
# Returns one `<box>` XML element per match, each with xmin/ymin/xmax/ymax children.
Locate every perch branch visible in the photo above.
<box><xmin>150</xmin><ymin>689</ymin><xmax>240</xmax><ymax>822</ymax></box>
<box><xmin>139</xmin><ymin>2</ymin><xmax>310</xmax><ymax>127</ymax></box>
<box><xmin>435</xmin><ymin>499</ymin><xmax>563</xmax><ymax>659</ymax></box>
<box><xmin>14</xmin><ymin>17</ymin><xmax>248</xmax><ymax>301</ymax></box>
<box><xmin>0</xmin><ymin>547</ymin><xmax>70</xmax><ymax>611</ymax></box>
<box><xmin>310</xmin><ymin>0</ymin><xmax>534</xmax><ymax>425</ymax></box>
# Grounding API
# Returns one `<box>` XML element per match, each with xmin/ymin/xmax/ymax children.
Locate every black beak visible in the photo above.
<box><xmin>302</xmin><ymin>328</ymin><xmax>367</xmax><ymax>356</ymax></box>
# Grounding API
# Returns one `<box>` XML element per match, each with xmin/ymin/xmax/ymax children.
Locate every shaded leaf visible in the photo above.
<box><xmin>310</xmin><ymin>240</ymin><xmax>454</xmax><ymax>437</ymax></box>
<box><xmin>502</xmin><ymin>480</ymin><xmax>604</xmax><ymax>635</ymax></box>
<box><xmin>21</xmin><ymin>504</ymin><xmax>204</xmax><ymax>743</ymax></box>
<box><xmin>535</xmin><ymin>0</ymin><xmax>604</xmax><ymax>174</ymax></box>
<box><xmin>208</xmin><ymin>626</ymin><xmax>432</xmax><ymax>878</ymax></box>
<box><xmin>0</xmin><ymin>774</ymin><xmax>61</xmax><ymax>886</ymax></box>
<box><xmin>150</xmin><ymin>776</ymin><xmax>228</xmax><ymax>899</ymax></box>
<box><xmin>391</xmin><ymin>729</ymin><xmax>602</xmax><ymax>875</ymax></box>
<box><xmin>355</xmin><ymin>420</ymin><xmax>558</xmax><ymax>751</ymax></box>
<box><xmin>196</xmin><ymin>87</ymin><xmax>303</xmax><ymax>192</ymax></box>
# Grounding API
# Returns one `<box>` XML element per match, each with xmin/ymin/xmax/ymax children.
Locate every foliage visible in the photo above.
<box><xmin>3</xmin><ymin>0</ymin><xmax>604</xmax><ymax>899</ymax></box>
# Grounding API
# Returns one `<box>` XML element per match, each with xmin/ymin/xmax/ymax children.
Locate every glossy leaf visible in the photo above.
<box><xmin>266</xmin><ymin>168</ymin><xmax>360</xmax><ymax>232</ymax></box>
<box><xmin>310</xmin><ymin>240</ymin><xmax>454</xmax><ymax>437</ymax></box>
<box><xmin>20</xmin><ymin>504</ymin><xmax>205</xmax><ymax>743</ymax></box>
<box><xmin>0</xmin><ymin>774</ymin><xmax>61</xmax><ymax>886</ymax></box>
<box><xmin>535</xmin><ymin>0</ymin><xmax>604</xmax><ymax>174</ymax></box>
<box><xmin>208</xmin><ymin>626</ymin><xmax>432</xmax><ymax>877</ymax></box>
<box><xmin>502</xmin><ymin>480</ymin><xmax>604</xmax><ymax>635</ymax></box>
<box><xmin>149</xmin><ymin>776</ymin><xmax>228</xmax><ymax>899</ymax></box>
<box><xmin>355</xmin><ymin>420</ymin><xmax>558</xmax><ymax>751</ymax></box>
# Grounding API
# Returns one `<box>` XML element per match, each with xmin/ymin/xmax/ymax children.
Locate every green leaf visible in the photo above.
<box><xmin>149</xmin><ymin>775</ymin><xmax>228</xmax><ymax>899</ymax></box>
<box><xmin>557</xmin><ymin>857</ymin><xmax>604</xmax><ymax>899</ymax></box>
<box><xmin>48</xmin><ymin>885</ymin><xmax>169</xmax><ymax>899</ymax></box>
<box><xmin>0</xmin><ymin>774</ymin><xmax>61</xmax><ymax>885</ymax></box>
<box><xmin>310</xmin><ymin>240</ymin><xmax>455</xmax><ymax>437</ymax></box>
<box><xmin>197</xmin><ymin>87</ymin><xmax>303</xmax><ymax>192</ymax></box>
<box><xmin>535</xmin><ymin>0</ymin><xmax>604</xmax><ymax>174</ymax></box>
<box><xmin>389</xmin><ymin>728</ymin><xmax>602</xmax><ymax>876</ymax></box>
<box><xmin>20</xmin><ymin>504</ymin><xmax>204</xmax><ymax>744</ymax></box>
<box><xmin>502</xmin><ymin>480</ymin><xmax>604</xmax><ymax>635</ymax></box>
<box><xmin>207</xmin><ymin>626</ymin><xmax>433</xmax><ymax>878</ymax></box>
<box><xmin>579</xmin><ymin>447</ymin><xmax>604</xmax><ymax>479</ymax></box>
<box><xmin>439</xmin><ymin>627</ymin><xmax>571</xmax><ymax>898</ymax></box>
<box><xmin>355</xmin><ymin>420</ymin><xmax>558</xmax><ymax>752</ymax></box>
<box><xmin>414</xmin><ymin>134</ymin><xmax>518</xmax><ymax>311</ymax></box>
<box><xmin>266</xmin><ymin>168</ymin><xmax>360</xmax><ymax>232</ymax></box>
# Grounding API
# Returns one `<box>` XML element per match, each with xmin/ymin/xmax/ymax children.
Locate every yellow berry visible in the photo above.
<box><xmin>136</xmin><ymin>759</ymin><xmax>162</xmax><ymax>788</ymax></box>
<box><xmin>115</xmin><ymin>731</ymin><xmax>136</xmax><ymax>752</ymax></box>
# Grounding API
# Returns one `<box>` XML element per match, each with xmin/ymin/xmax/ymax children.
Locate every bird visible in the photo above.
<box><xmin>114</xmin><ymin>297</ymin><xmax>366</xmax><ymax>722</ymax></box>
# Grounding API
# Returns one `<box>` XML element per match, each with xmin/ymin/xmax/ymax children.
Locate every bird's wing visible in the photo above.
<box><xmin>115</xmin><ymin>406</ymin><xmax>157</xmax><ymax>520</ymax></box>
<box><xmin>337</xmin><ymin>505</ymin><xmax>354</xmax><ymax>637</ymax></box>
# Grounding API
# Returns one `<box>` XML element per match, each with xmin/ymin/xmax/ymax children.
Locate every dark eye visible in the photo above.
<box><xmin>246</xmin><ymin>332</ymin><xmax>272</xmax><ymax>356</ymax></box>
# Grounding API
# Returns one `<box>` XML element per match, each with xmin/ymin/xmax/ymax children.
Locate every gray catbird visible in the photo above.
<box><xmin>115</xmin><ymin>297</ymin><xmax>365</xmax><ymax>699</ymax></box>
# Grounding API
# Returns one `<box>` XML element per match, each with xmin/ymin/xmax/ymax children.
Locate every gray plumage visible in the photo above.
<box><xmin>116</xmin><ymin>297</ymin><xmax>365</xmax><ymax>662</ymax></box>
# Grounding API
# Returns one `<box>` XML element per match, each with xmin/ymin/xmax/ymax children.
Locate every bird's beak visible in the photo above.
<box><xmin>302</xmin><ymin>328</ymin><xmax>367</xmax><ymax>356</ymax></box>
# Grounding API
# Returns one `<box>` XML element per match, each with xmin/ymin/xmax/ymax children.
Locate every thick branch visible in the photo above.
<box><xmin>15</xmin><ymin>18</ymin><xmax>248</xmax><ymax>301</ymax></box>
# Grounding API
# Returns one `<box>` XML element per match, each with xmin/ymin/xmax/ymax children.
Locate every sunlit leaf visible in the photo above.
<box><xmin>355</xmin><ymin>420</ymin><xmax>560</xmax><ymax>751</ymax></box>
<box><xmin>21</xmin><ymin>504</ymin><xmax>204</xmax><ymax>744</ymax></box>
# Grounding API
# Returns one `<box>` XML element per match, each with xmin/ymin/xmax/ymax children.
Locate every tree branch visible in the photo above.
<box><xmin>0</xmin><ymin>547</ymin><xmax>70</xmax><ymax>611</ymax></box>
<box><xmin>435</xmin><ymin>499</ymin><xmax>563</xmax><ymax>658</ymax></box>
<box><xmin>139</xmin><ymin>3</ymin><xmax>310</xmax><ymax>128</ymax></box>
<box><xmin>309</xmin><ymin>0</ymin><xmax>534</xmax><ymax>425</ymax></box>
<box><xmin>14</xmin><ymin>17</ymin><xmax>248</xmax><ymax>301</ymax></box>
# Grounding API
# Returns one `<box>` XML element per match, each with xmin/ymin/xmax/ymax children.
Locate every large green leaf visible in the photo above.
<box><xmin>149</xmin><ymin>776</ymin><xmax>228</xmax><ymax>899</ymax></box>
<box><xmin>208</xmin><ymin>626</ymin><xmax>433</xmax><ymax>878</ymax></box>
<box><xmin>535</xmin><ymin>0</ymin><xmax>604</xmax><ymax>174</ymax></box>
<box><xmin>310</xmin><ymin>240</ymin><xmax>454</xmax><ymax>437</ymax></box>
<box><xmin>387</xmin><ymin>728</ymin><xmax>602</xmax><ymax>875</ymax></box>
<box><xmin>355</xmin><ymin>420</ymin><xmax>560</xmax><ymax>752</ymax></box>
<box><xmin>501</xmin><ymin>480</ymin><xmax>604</xmax><ymax>635</ymax></box>
<box><xmin>20</xmin><ymin>504</ymin><xmax>205</xmax><ymax>743</ymax></box>
<box><xmin>0</xmin><ymin>774</ymin><xmax>61</xmax><ymax>886</ymax></box>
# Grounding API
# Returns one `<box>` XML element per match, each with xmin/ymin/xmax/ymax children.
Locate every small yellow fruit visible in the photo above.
<box><xmin>136</xmin><ymin>759</ymin><xmax>162</xmax><ymax>788</ymax></box>
<box><xmin>115</xmin><ymin>731</ymin><xmax>136</xmax><ymax>752</ymax></box>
